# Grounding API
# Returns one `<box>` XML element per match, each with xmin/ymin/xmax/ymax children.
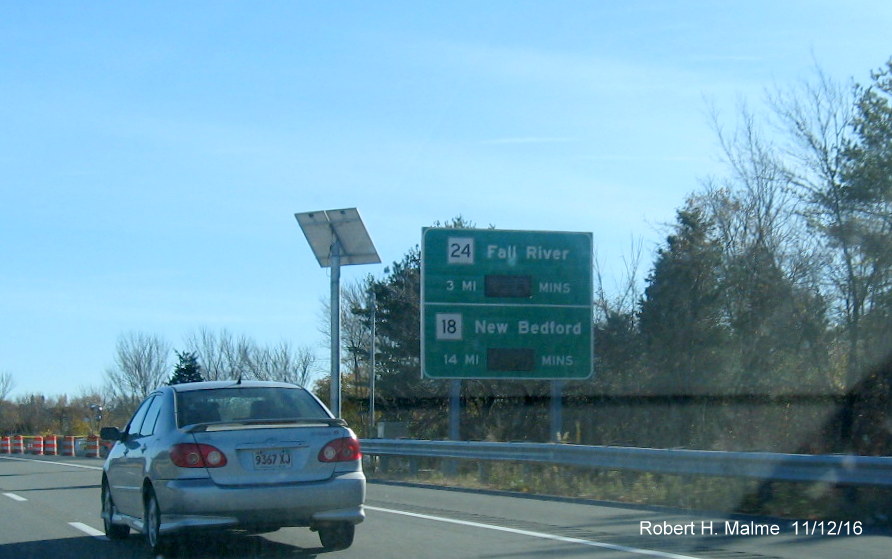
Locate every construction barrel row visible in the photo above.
<box><xmin>0</xmin><ymin>435</ymin><xmax>102</xmax><ymax>457</ymax></box>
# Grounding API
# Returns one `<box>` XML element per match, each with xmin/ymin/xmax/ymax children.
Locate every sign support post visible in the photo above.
<box><xmin>449</xmin><ymin>380</ymin><xmax>461</xmax><ymax>440</ymax></box>
<box><xmin>329</xmin><ymin>239</ymin><xmax>341</xmax><ymax>417</ymax></box>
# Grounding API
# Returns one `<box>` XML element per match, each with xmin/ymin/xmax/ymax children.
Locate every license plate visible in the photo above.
<box><xmin>253</xmin><ymin>449</ymin><xmax>292</xmax><ymax>470</ymax></box>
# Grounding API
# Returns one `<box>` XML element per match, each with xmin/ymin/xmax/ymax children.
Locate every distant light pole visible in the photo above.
<box><xmin>368</xmin><ymin>288</ymin><xmax>377</xmax><ymax>438</ymax></box>
<box><xmin>295</xmin><ymin>208</ymin><xmax>380</xmax><ymax>417</ymax></box>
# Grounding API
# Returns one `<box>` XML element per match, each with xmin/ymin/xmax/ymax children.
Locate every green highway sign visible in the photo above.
<box><xmin>421</xmin><ymin>228</ymin><xmax>593</xmax><ymax>380</ymax></box>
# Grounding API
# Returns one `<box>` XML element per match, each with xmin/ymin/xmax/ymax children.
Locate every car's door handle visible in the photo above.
<box><xmin>140</xmin><ymin>444</ymin><xmax>147</xmax><ymax>452</ymax></box>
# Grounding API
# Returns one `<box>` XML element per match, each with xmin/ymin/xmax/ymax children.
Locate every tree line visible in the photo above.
<box><xmin>0</xmin><ymin>329</ymin><xmax>316</xmax><ymax>435</ymax></box>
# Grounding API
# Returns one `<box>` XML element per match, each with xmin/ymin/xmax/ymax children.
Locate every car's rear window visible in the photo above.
<box><xmin>176</xmin><ymin>387</ymin><xmax>330</xmax><ymax>427</ymax></box>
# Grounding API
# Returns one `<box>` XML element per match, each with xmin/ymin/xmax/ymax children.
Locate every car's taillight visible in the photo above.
<box><xmin>170</xmin><ymin>443</ymin><xmax>228</xmax><ymax>468</ymax></box>
<box><xmin>318</xmin><ymin>437</ymin><xmax>361</xmax><ymax>462</ymax></box>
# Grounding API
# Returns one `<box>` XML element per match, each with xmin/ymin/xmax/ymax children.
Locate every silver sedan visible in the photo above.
<box><xmin>100</xmin><ymin>380</ymin><xmax>365</xmax><ymax>554</ymax></box>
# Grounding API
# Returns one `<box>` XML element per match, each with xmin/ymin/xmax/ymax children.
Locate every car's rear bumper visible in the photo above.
<box><xmin>152</xmin><ymin>471</ymin><xmax>365</xmax><ymax>531</ymax></box>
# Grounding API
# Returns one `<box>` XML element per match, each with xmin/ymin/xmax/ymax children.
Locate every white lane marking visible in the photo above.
<box><xmin>1</xmin><ymin>458</ymin><xmax>108</xmax><ymax>539</ymax></box>
<box><xmin>5</xmin><ymin>455</ymin><xmax>703</xmax><ymax>558</ymax></box>
<box><xmin>0</xmin><ymin>455</ymin><xmax>103</xmax><ymax>470</ymax></box>
<box><xmin>69</xmin><ymin>522</ymin><xmax>107</xmax><ymax>539</ymax></box>
<box><xmin>366</xmin><ymin>506</ymin><xmax>705</xmax><ymax>559</ymax></box>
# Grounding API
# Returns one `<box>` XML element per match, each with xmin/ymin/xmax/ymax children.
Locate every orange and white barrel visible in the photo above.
<box><xmin>0</xmin><ymin>436</ymin><xmax>9</xmax><ymax>454</ymax></box>
<box><xmin>31</xmin><ymin>435</ymin><xmax>44</xmax><ymax>455</ymax></box>
<box><xmin>44</xmin><ymin>435</ymin><xmax>58</xmax><ymax>455</ymax></box>
<box><xmin>11</xmin><ymin>435</ymin><xmax>24</xmax><ymax>454</ymax></box>
<box><xmin>85</xmin><ymin>435</ymin><xmax>100</xmax><ymax>458</ymax></box>
<box><xmin>61</xmin><ymin>436</ymin><xmax>76</xmax><ymax>456</ymax></box>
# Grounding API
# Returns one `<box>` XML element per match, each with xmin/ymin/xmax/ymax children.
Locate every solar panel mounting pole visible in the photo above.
<box><xmin>329</xmin><ymin>238</ymin><xmax>341</xmax><ymax>416</ymax></box>
<box><xmin>295</xmin><ymin>208</ymin><xmax>380</xmax><ymax>418</ymax></box>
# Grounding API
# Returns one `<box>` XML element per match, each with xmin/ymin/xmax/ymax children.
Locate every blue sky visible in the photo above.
<box><xmin>2</xmin><ymin>1</ymin><xmax>890</xmax><ymax>398</ymax></box>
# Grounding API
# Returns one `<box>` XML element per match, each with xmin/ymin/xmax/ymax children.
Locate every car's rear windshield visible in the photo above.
<box><xmin>176</xmin><ymin>386</ymin><xmax>330</xmax><ymax>427</ymax></box>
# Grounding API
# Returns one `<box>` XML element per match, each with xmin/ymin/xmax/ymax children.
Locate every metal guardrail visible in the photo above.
<box><xmin>359</xmin><ymin>439</ymin><xmax>892</xmax><ymax>487</ymax></box>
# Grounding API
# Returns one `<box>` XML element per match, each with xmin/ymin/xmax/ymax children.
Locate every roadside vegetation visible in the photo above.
<box><xmin>335</xmin><ymin>59</ymin><xmax>892</xmax><ymax>458</ymax></box>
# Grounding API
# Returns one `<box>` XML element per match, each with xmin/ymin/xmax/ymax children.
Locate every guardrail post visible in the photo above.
<box><xmin>838</xmin><ymin>483</ymin><xmax>859</xmax><ymax>510</ymax></box>
<box><xmin>550</xmin><ymin>381</ymin><xmax>563</xmax><ymax>443</ymax></box>
<box><xmin>478</xmin><ymin>461</ymin><xmax>490</xmax><ymax>484</ymax></box>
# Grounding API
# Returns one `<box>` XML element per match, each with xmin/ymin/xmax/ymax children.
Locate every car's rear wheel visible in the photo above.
<box><xmin>101</xmin><ymin>480</ymin><xmax>130</xmax><ymax>539</ymax></box>
<box><xmin>317</xmin><ymin>522</ymin><xmax>355</xmax><ymax>551</ymax></box>
<box><xmin>144</xmin><ymin>487</ymin><xmax>168</xmax><ymax>555</ymax></box>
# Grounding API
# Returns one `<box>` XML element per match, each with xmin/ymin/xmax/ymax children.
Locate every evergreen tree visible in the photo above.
<box><xmin>639</xmin><ymin>201</ymin><xmax>728</xmax><ymax>393</ymax></box>
<box><xmin>846</xmin><ymin>59</ymin><xmax>892</xmax><ymax>208</ymax></box>
<box><xmin>352</xmin><ymin>217</ymin><xmax>484</xmax><ymax>438</ymax></box>
<box><xmin>367</xmin><ymin>247</ymin><xmax>447</xmax><ymax>432</ymax></box>
<box><xmin>169</xmin><ymin>351</ymin><xmax>204</xmax><ymax>385</ymax></box>
<box><xmin>844</xmin><ymin>59</ymin><xmax>892</xmax><ymax>367</ymax></box>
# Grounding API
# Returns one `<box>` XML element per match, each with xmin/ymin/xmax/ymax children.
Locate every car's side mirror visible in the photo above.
<box><xmin>100</xmin><ymin>426</ymin><xmax>123</xmax><ymax>442</ymax></box>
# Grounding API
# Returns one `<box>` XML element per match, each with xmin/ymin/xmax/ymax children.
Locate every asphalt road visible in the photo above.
<box><xmin>1</xmin><ymin>454</ymin><xmax>889</xmax><ymax>558</ymax></box>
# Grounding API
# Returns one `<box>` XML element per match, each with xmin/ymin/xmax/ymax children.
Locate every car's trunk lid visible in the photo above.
<box><xmin>190</xmin><ymin>421</ymin><xmax>350</xmax><ymax>485</ymax></box>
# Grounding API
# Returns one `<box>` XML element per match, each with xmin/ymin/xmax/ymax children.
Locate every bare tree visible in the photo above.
<box><xmin>768</xmin><ymin>67</ymin><xmax>868</xmax><ymax>380</ymax></box>
<box><xmin>186</xmin><ymin>327</ymin><xmax>229</xmax><ymax>381</ymax></box>
<box><xmin>249</xmin><ymin>341</ymin><xmax>316</xmax><ymax>386</ymax></box>
<box><xmin>593</xmin><ymin>238</ymin><xmax>644</xmax><ymax>323</ymax></box>
<box><xmin>0</xmin><ymin>372</ymin><xmax>15</xmax><ymax>433</ymax></box>
<box><xmin>318</xmin><ymin>279</ymin><xmax>375</xmax><ymax>394</ymax></box>
<box><xmin>104</xmin><ymin>332</ymin><xmax>171</xmax><ymax>403</ymax></box>
<box><xmin>0</xmin><ymin>371</ymin><xmax>14</xmax><ymax>401</ymax></box>
<box><xmin>591</xmin><ymin>238</ymin><xmax>647</xmax><ymax>396</ymax></box>
<box><xmin>185</xmin><ymin>328</ymin><xmax>254</xmax><ymax>381</ymax></box>
<box><xmin>704</xmin><ymin>96</ymin><xmax>834</xmax><ymax>396</ymax></box>
<box><xmin>710</xmin><ymin>104</ymin><xmax>800</xmax><ymax>256</ymax></box>
<box><xmin>186</xmin><ymin>328</ymin><xmax>317</xmax><ymax>386</ymax></box>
